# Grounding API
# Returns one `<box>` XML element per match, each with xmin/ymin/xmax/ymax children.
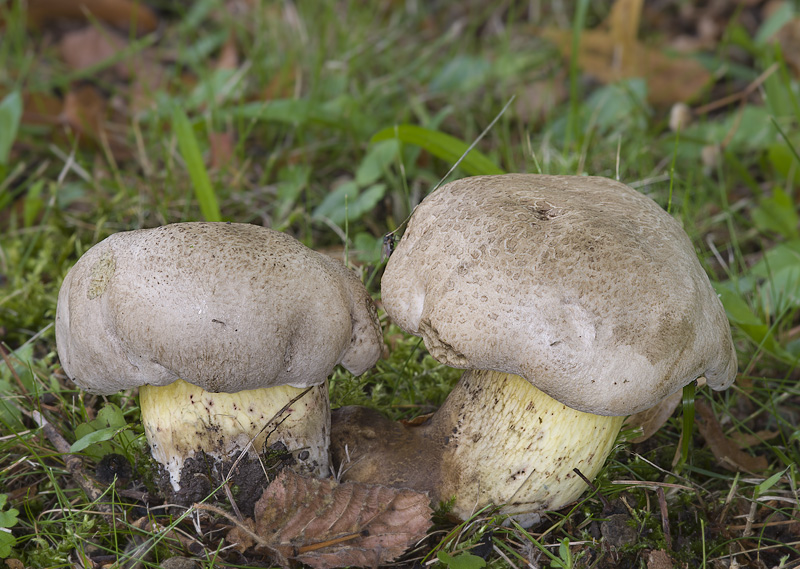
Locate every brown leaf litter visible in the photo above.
<box><xmin>695</xmin><ymin>400</ymin><xmax>769</xmax><ymax>473</ymax></box>
<box><xmin>210</xmin><ymin>469</ymin><xmax>432</xmax><ymax>569</ymax></box>
<box><xmin>540</xmin><ymin>0</ymin><xmax>712</xmax><ymax>105</ymax></box>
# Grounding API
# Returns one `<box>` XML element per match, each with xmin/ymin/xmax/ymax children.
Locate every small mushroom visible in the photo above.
<box><xmin>56</xmin><ymin>222</ymin><xmax>382</xmax><ymax>490</ymax></box>
<box><xmin>331</xmin><ymin>174</ymin><xmax>737</xmax><ymax>523</ymax></box>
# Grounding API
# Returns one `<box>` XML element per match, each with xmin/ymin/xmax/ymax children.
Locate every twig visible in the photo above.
<box><xmin>225</xmin><ymin>385</ymin><xmax>313</xmax><ymax>481</ymax></box>
<box><xmin>693</xmin><ymin>63</ymin><xmax>778</xmax><ymax>115</ymax></box>
<box><xmin>194</xmin><ymin>502</ymin><xmax>270</xmax><ymax>549</ymax></box>
<box><xmin>297</xmin><ymin>532</ymin><xmax>364</xmax><ymax>554</ymax></box>
<box><xmin>573</xmin><ymin>468</ymin><xmax>612</xmax><ymax>513</ymax></box>
<box><xmin>31</xmin><ymin>410</ymin><xmax>115</xmax><ymax>521</ymax></box>
<box><xmin>656</xmin><ymin>487</ymin><xmax>671</xmax><ymax>551</ymax></box>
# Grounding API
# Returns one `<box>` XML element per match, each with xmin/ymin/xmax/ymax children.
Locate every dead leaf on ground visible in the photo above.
<box><xmin>26</xmin><ymin>0</ymin><xmax>158</xmax><ymax>33</ymax></box>
<box><xmin>209</xmin><ymin>131</ymin><xmax>237</xmax><ymax>170</ymax></box>
<box><xmin>216</xmin><ymin>34</ymin><xmax>240</xmax><ymax>71</ymax></box>
<box><xmin>60</xmin><ymin>84</ymin><xmax>108</xmax><ymax>138</ymax></box>
<box><xmin>400</xmin><ymin>412</ymin><xmax>434</xmax><ymax>427</ymax></box>
<box><xmin>624</xmin><ymin>378</ymin><xmax>707</xmax><ymax>443</ymax></box>
<box><xmin>21</xmin><ymin>91</ymin><xmax>63</xmax><ymax>126</ymax></box>
<box><xmin>773</xmin><ymin>18</ymin><xmax>800</xmax><ymax>77</ymax></box>
<box><xmin>225</xmin><ymin>469</ymin><xmax>432</xmax><ymax>569</ymax></box>
<box><xmin>515</xmin><ymin>73</ymin><xmax>568</xmax><ymax>124</ymax></box>
<box><xmin>60</xmin><ymin>84</ymin><xmax>130</xmax><ymax>158</ymax></box>
<box><xmin>624</xmin><ymin>390</ymin><xmax>682</xmax><ymax>443</ymax></box>
<box><xmin>59</xmin><ymin>24</ymin><xmax>168</xmax><ymax>115</ymax></box>
<box><xmin>695</xmin><ymin>400</ymin><xmax>768</xmax><ymax>473</ymax></box>
<box><xmin>731</xmin><ymin>429</ymin><xmax>780</xmax><ymax>449</ymax></box>
<box><xmin>540</xmin><ymin>0</ymin><xmax>711</xmax><ymax>104</ymax></box>
<box><xmin>60</xmin><ymin>25</ymin><xmax>128</xmax><ymax>74</ymax></box>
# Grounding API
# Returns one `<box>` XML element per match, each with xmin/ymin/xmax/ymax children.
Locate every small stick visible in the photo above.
<box><xmin>31</xmin><ymin>410</ymin><xmax>115</xmax><ymax>520</ymax></box>
<box><xmin>296</xmin><ymin>532</ymin><xmax>365</xmax><ymax>554</ymax></box>
<box><xmin>656</xmin><ymin>486</ymin><xmax>672</xmax><ymax>551</ymax></box>
<box><xmin>573</xmin><ymin>468</ymin><xmax>612</xmax><ymax>513</ymax></box>
<box><xmin>194</xmin><ymin>502</ymin><xmax>269</xmax><ymax>549</ymax></box>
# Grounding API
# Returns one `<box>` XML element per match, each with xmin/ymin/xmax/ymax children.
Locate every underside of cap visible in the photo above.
<box><xmin>56</xmin><ymin>222</ymin><xmax>382</xmax><ymax>394</ymax></box>
<box><xmin>381</xmin><ymin>174</ymin><xmax>737</xmax><ymax>416</ymax></box>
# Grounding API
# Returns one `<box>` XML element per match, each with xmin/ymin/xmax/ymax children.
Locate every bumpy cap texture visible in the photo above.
<box><xmin>381</xmin><ymin>174</ymin><xmax>737</xmax><ymax>416</ymax></box>
<box><xmin>56</xmin><ymin>222</ymin><xmax>382</xmax><ymax>394</ymax></box>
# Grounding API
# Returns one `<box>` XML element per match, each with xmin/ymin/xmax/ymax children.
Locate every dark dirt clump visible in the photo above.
<box><xmin>154</xmin><ymin>443</ymin><xmax>297</xmax><ymax>518</ymax></box>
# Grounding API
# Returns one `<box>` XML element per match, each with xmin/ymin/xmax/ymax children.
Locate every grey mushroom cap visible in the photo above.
<box><xmin>381</xmin><ymin>174</ymin><xmax>737</xmax><ymax>416</ymax></box>
<box><xmin>56</xmin><ymin>222</ymin><xmax>382</xmax><ymax>395</ymax></box>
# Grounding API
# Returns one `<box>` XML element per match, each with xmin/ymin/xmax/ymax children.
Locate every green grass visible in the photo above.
<box><xmin>2</xmin><ymin>0</ymin><xmax>800</xmax><ymax>567</ymax></box>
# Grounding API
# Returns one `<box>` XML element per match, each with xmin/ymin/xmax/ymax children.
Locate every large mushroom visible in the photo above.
<box><xmin>56</xmin><ymin>222</ymin><xmax>382</xmax><ymax>490</ymax></box>
<box><xmin>331</xmin><ymin>174</ymin><xmax>737</xmax><ymax>522</ymax></box>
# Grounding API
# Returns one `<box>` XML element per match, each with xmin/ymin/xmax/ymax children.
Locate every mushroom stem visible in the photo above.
<box><xmin>141</xmin><ymin>379</ymin><xmax>331</xmax><ymax>490</ymax></box>
<box><xmin>332</xmin><ymin>369</ymin><xmax>623</xmax><ymax>522</ymax></box>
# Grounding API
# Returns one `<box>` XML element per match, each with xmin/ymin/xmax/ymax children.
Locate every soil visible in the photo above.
<box><xmin>154</xmin><ymin>443</ymin><xmax>297</xmax><ymax>518</ymax></box>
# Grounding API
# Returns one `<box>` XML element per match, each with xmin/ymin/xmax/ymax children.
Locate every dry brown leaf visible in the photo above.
<box><xmin>625</xmin><ymin>378</ymin><xmax>707</xmax><ymax>443</ymax></box>
<box><xmin>607</xmin><ymin>0</ymin><xmax>643</xmax><ymax>69</ymax></box>
<box><xmin>60</xmin><ymin>84</ymin><xmax>108</xmax><ymax>138</ymax></box>
<box><xmin>541</xmin><ymin>28</ymin><xmax>711</xmax><ymax>105</ymax></box>
<box><xmin>400</xmin><ymin>412</ymin><xmax>434</xmax><ymax>427</ymax></box>
<box><xmin>515</xmin><ymin>74</ymin><xmax>568</xmax><ymax>124</ymax></box>
<box><xmin>731</xmin><ymin>429</ymin><xmax>780</xmax><ymax>449</ymax></box>
<box><xmin>60</xmin><ymin>25</ymin><xmax>128</xmax><ymax>74</ymax></box>
<box><xmin>208</xmin><ymin>131</ymin><xmax>236</xmax><ymax>170</ymax></box>
<box><xmin>26</xmin><ymin>0</ymin><xmax>158</xmax><ymax>33</ymax></box>
<box><xmin>226</xmin><ymin>469</ymin><xmax>432</xmax><ymax>569</ymax></box>
<box><xmin>540</xmin><ymin>0</ymin><xmax>711</xmax><ymax>105</ymax></box>
<box><xmin>216</xmin><ymin>35</ymin><xmax>240</xmax><ymax>71</ymax></box>
<box><xmin>695</xmin><ymin>401</ymin><xmax>768</xmax><ymax>473</ymax></box>
<box><xmin>773</xmin><ymin>18</ymin><xmax>800</xmax><ymax>76</ymax></box>
<box><xmin>624</xmin><ymin>390</ymin><xmax>682</xmax><ymax>443</ymax></box>
<box><xmin>59</xmin><ymin>84</ymin><xmax>131</xmax><ymax>158</ymax></box>
<box><xmin>58</xmin><ymin>23</ymin><xmax>168</xmax><ymax>115</ymax></box>
<box><xmin>21</xmin><ymin>91</ymin><xmax>63</xmax><ymax>126</ymax></box>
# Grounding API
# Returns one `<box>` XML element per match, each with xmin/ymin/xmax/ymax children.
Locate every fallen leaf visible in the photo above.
<box><xmin>21</xmin><ymin>91</ymin><xmax>63</xmax><ymax>126</ymax></box>
<box><xmin>695</xmin><ymin>401</ymin><xmax>768</xmax><ymax>473</ymax></box>
<box><xmin>514</xmin><ymin>74</ymin><xmax>568</xmax><ymax>124</ymax></box>
<box><xmin>60</xmin><ymin>84</ymin><xmax>107</xmax><ymax>138</ymax></box>
<box><xmin>26</xmin><ymin>0</ymin><xmax>158</xmax><ymax>33</ymax></box>
<box><xmin>607</xmin><ymin>0</ymin><xmax>643</xmax><ymax>68</ymax></box>
<box><xmin>226</xmin><ymin>469</ymin><xmax>432</xmax><ymax>569</ymax></box>
<box><xmin>58</xmin><ymin>23</ymin><xmax>167</xmax><ymax>115</ymax></box>
<box><xmin>624</xmin><ymin>390</ymin><xmax>682</xmax><ymax>443</ymax></box>
<box><xmin>400</xmin><ymin>412</ymin><xmax>434</xmax><ymax>427</ymax></box>
<box><xmin>539</xmin><ymin>0</ymin><xmax>711</xmax><ymax>105</ymax></box>
<box><xmin>216</xmin><ymin>34</ymin><xmax>240</xmax><ymax>71</ymax></box>
<box><xmin>208</xmin><ymin>130</ymin><xmax>236</xmax><ymax>170</ymax></box>
<box><xmin>731</xmin><ymin>429</ymin><xmax>780</xmax><ymax>449</ymax></box>
<box><xmin>59</xmin><ymin>84</ymin><xmax>130</xmax><ymax>158</ymax></box>
<box><xmin>773</xmin><ymin>18</ymin><xmax>800</xmax><ymax>77</ymax></box>
<box><xmin>624</xmin><ymin>378</ymin><xmax>707</xmax><ymax>443</ymax></box>
<box><xmin>60</xmin><ymin>25</ymin><xmax>128</xmax><ymax>74</ymax></box>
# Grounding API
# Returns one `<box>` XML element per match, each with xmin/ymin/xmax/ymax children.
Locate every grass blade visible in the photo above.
<box><xmin>172</xmin><ymin>107</ymin><xmax>222</xmax><ymax>222</ymax></box>
<box><xmin>371</xmin><ymin>124</ymin><xmax>504</xmax><ymax>177</ymax></box>
<box><xmin>0</xmin><ymin>91</ymin><xmax>22</xmax><ymax>166</ymax></box>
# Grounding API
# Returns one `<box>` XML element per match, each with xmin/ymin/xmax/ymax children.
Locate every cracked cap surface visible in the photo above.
<box><xmin>381</xmin><ymin>174</ymin><xmax>737</xmax><ymax>416</ymax></box>
<box><xmin>56</xmin><ymin>222</ymin><xmax>382</xmax><ymax>394</ymax></box>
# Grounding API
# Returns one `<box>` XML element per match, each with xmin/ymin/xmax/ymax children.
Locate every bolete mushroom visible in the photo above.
<box><xmin>56</xmin><ymin>222</ymin><xmax>382</xmax><ymax>490</ymax></box>
<box><xmin>331</xmin><ymin>174</ymin><xmax>737</xmax><ymax>522</ymax></box>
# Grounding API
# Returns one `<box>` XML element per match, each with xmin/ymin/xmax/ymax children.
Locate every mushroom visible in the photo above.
<box><xmin>56</xmin><ymin>222</ymin><xmax>382</xmax><ymax>490</ymax></box>
<box><xmin>331</xmin><ymin>174</ymin><xmax>737</xmax><ymax>523</ymax></box>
